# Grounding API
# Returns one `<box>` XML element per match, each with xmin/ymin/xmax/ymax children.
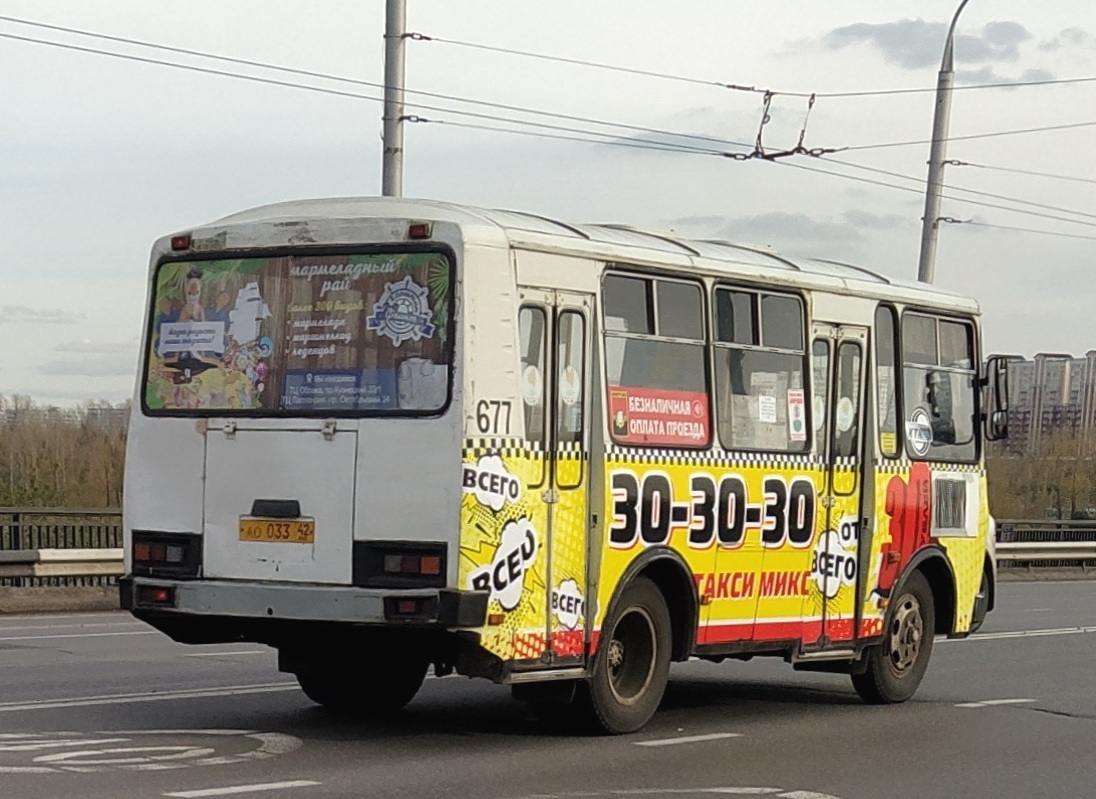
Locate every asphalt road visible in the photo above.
<box><xmin>0</xmin><ymin>581</ymin><xmax>1093</xmax><ymax>799</ymax></box>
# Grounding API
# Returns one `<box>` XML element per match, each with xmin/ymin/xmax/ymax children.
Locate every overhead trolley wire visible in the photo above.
<box><xmin>840</xmin><ymin>120</ymin><xmax>1096</xmax><ymax>152</ymax></box>
<box><xmin>5</xmin><ymin>15</ymin><xmax>1095</xmax><ymax>241</ymax></box>
<box><xmin>956</xmin><ymin>161</ymin><xmax>1096</xmax><ymax>187</ymax></box>
<box><xmin>8</xmin><ymin>15</ymin><xmax>1094</xmax><ymax>160</ymax></box>
<box><xmin>0</xmin><ymin>16</ymin><xmax>754</xmax><ymax>153</ymax></box>
<box><xmin>948</xmin><ymin>220</ymin><xmax>1096</xmax><ymax>242</ymax></box>
<box><xmin>413</xmin><ymin>30</ymin><xmax>1096</xmax><ymax>99</ymax></box>
<box><xmin>822</xmin><ymin>158</ymin><xmax>1096</xmax><ymax>224</ymax></box>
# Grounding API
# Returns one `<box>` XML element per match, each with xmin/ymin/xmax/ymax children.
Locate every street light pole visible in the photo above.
<box><xmin>381</xmin><ymin>0</ymin><xmax>407</xmax><ymax>197</ymax></box>
<box><xmin>917</xmin><ymin>0</ymin><xmax>971</xmax><ymax>283</ymax></box>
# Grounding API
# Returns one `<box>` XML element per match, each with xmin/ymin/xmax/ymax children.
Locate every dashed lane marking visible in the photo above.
<box><xmin>0</xmin><ymin>622</ymin><xmax>145</xmax><ymax>634</ymax></box>
<box><xmin>938</xmin><ymin>626</ymin><xmax>1096</xmax><ymax>643</ymax></box>
<box><xmin>0</xmin><ymin>631</ymin><xmax>158</xmax><ymax>642</ymax></box>
<box><xmin>955</xmin><ymin>698</ymin><xmax>1036</xmax><ymax>709</ymax></box>
<box><xmin>517</xmin><ymin>788</ymin><xmax>841</xmax><ymax>798</ymax></box>
<box><xmin>633</xmin><ymin>732</ymin><xmax>743</xmax><ymax>747</ymax></box>
<box><xmin>0</xmin><ymin>682</ymin><xmax>298</xmax><ymax>713</ymax></box>
<box><xmin>163</xmin><ymin>780</ymin><xmax>322</xmax><ymax>798</ymax></box>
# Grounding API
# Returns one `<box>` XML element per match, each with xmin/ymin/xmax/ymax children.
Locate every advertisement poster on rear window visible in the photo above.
<box><xmin>143</xmin><ymin>252</ymin><xmax>452</xmax><ymax>414</ymax></box>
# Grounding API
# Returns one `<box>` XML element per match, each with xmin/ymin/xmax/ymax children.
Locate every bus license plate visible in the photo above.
<box><xmin>239</xmin><ymin>518</ymin><xmax>315</xmax><ymax>544</ymax></box>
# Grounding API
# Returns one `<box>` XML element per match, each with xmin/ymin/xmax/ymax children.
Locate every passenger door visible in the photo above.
<box><xmin>811</xmin><ymin>322</ymin><xmax>868</xmax><ymax>646</ymax></box>
<box><xmin>518</xmin><ymin>289</ymin><xmax>592</xmax><ymax>666</ymax></box>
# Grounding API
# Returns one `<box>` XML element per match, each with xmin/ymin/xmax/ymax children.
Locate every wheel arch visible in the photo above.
<box><xmin>901</xmin><ymin>546</ymin><xmax>957</xmax><ymax>636</ymax></box>
<box><xmin>605</xmin><ymin>547</ymin><xmax>698</xmax><ymax>662</ymax></box>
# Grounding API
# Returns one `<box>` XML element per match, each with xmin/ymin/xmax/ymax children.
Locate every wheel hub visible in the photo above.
<box><xmin>887</xmin><ymin>593</ymin><xmax>924</xmax><ymax>673</ymax></box>
<box><xmin>607</xmin><ymin>639</ymin><xmax>625</xmax><ymax>671</ymax></box>
<box><xmin>605</xmin><ymin>607</ymin><xmax>657</xmax><ymax>705</ymax></box>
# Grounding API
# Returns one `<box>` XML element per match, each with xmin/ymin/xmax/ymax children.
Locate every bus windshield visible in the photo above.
<box><xmin>142</xmin><ymin>249</ymin><xmax>453</xmax><ymax>415</ymax></box>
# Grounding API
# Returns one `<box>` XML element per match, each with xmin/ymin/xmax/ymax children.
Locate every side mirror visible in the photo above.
<box><xmin>982</xmin><ymin>355</ymin><xmax>1010</xmax><ymax>441</ymax></box>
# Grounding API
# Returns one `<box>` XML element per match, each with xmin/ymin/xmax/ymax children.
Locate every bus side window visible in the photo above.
<box><xmin>875</xmin><ymin>305</ymin><xmax>900</xmax><ymax>457</ymax></box>
<box><xmin>603</xmin><ymin>274</ymin><xmax>710</xmax><ymax>449</ymax></box>
<box><xmin>901</xmin><ymin>313</ymin><xmax>978</xmax><ymax>462</ymax></box>
<box><xmin>714</xmin><ymin>288</ymin><xmax>808</xmax><ymax>453</ymax></box>
<box><xmin>812</xmin><ymin>339</ymin><xmax>830</xmax><ymax>460</ymax></box>
<box><xmin>834</xmin><ymin>342</ymin><xmax>862</xmax><ymax>459</ymax></box>
<box><xmin>519</xmin><ymin>306</ymin><xmax>548</xmax><ymax>485</ymax></box>
<box><xmin>557</xmin><ymin>311</ymin><xmax>585</xmax><ymax>446</ymax></box>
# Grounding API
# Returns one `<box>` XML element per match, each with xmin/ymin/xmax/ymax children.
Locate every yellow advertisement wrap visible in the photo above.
<box><xmin>458</xmin><ymin>439</ymin><xmax>588</xmax><ymax>663</ymax></box>
<box><xmin>459</xmin><ymin>440</ymin><xmax>988</xmax><ymax>666</ymax></box>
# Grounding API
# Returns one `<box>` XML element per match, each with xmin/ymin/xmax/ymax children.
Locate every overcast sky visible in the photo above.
<box><xmin>3</xmin><ymin>1</ymin><xmax>1095</xmax><ymax>405</ymax></box>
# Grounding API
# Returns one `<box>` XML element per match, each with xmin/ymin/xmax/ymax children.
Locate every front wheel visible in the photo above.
<box><xmin>296</xmin><ymin>655</ymin><xmax>429</xmax><ymax>716</ymax></box>
<box><xmin>585</xmin><ymin>577</ymin><xmax>673</xmax><ymax>734</ymax></box>
<box><xmin>969</xmin><ymin>568</ymin><xmax>991</xmax><ymax>634</ymax></box>
<box><xmin>852</xmin><ymin>570</ymin><xmax>935</xmax><ymax>704</ymax></box>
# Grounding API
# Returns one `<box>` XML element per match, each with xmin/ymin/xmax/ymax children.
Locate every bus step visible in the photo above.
<box><xmin>792</xmin><ymin>648</ymin><xmax>857</xmax><ymax>663</ymax></box>
<box><xmin>507</xmin><ymin>667</ymin><xmax>587</xmax><ymax>684</ymax></box>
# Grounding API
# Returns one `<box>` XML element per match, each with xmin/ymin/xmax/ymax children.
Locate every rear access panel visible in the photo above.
<box><xmin>203</xmin><ymin>428</ymin><xmax>357</xmax><ymax>584</ymax></box>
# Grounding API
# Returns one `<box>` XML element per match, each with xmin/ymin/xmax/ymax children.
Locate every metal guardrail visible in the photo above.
<box><xmin>0</xmin><ymin>548</ymin><xmax>124</xmax><ymax>579</ymax></box>
<box><xmin>995</xmin><ymin>519</ymin><xmax>1096</xmax><ymax>570</ymax></box>
<box><xmin>0</xmin><ymin>508</ymin><xmax>122</xmax><ymax>587</ymax></box>
<box><xmin>0</xmin><ymin>513</ymin><xmax>1094</xmax><ymax>584</ymax></box>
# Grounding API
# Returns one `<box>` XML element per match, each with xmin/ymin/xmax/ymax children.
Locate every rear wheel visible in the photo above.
<box><xmin>584</xmin><ymin>577</ymin><xmax>672</xmax><ymax>734</ymax></box>
<box><xmin>296</xmin><ymin>655</ymin><xmax>429</xmax><ymax>716</ymax></box>
<box><xmin>852</xmin><ymin>570</ymin><xmax>935</xmax><ymax>704</ymax></box>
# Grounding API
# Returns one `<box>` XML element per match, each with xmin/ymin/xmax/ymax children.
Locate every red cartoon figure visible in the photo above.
<box><xmin>875</xmin><ymin>462</ymin><xmax>933</xmax><ymax>602</ymax></box>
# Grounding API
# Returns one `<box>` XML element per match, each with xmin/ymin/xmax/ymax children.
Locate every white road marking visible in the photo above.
<box><xmin>1023</xmin><ymin>608</ymin><xmax>1052</xmax><ymax>613</ymax></box>
<box><xmin>0</xmin><ymin>630</ymin><xmax>157</xmax><ymax>642</ymax></box>
<box><xmin>955</xmin><ymin>698</ymin><xmax>1036</xmax><ymax>709</ymax></box>
<box><xmin>0</xmin><ymin>622</ymin><xmax>144</xmax><ymax>634</ymax></box>
<box><xmin>184</xmin><ymin>650</ymin><xmax>266</xmax><ymax>658</ymax></box>
<box><xmin>0</xmin><ymin>682</ymin><xmax>298</xmax><ymax>713</ymax></box>
<box><xmin>0</xmin><ymin>737</ymin><xmax>131</xmax><ymax>752</ymax></box>
<box><xmin>634</xmin><ymin>732</ymin><xmax>742</xmax><ymax>747</ymax></box>
<box><xmin>163</xmin><ymin>780</ymin><xmax>322</xmax><ymax>797</ymax></box>
<box><xmin>521</xmin><ymin>788</ymin><xmax>840</xmax><ymax>798</ymax></box>
<box><xmin>939</xmin><ymin>626</ymin><xmax>1096</xmax><ymax>643</ymax></box>
<box><xmin>36</xmin><ymin>745</ymin><xmax>217</xmax><ymax>766</ymax></box>
<box><xmin>0</xmin><ymin>730</ymin><xmax>302</xmax><ymax>774</ymax></box>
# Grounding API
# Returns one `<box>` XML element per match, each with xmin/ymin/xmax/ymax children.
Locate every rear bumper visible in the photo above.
<box><xmin>119</xmin><ymin>576</ymin><xmax>487</xmax><ymax>628</ymax></box>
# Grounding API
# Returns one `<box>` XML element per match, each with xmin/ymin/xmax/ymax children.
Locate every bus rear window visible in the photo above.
<box><xmin>143</xmin><ymin>250</ymin><xmax>453</xmax><ymax>415</ymax></box>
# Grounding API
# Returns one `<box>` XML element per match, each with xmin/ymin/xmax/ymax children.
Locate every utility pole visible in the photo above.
<box><xmin>917</xmin><ymin>0</ymin><xmax>970</xmax><ymax>283</ymax></box>
<box><xmin>381</xmin><ymin>0</ymin><xmax>407</xmax><ymax>197</ymax></box>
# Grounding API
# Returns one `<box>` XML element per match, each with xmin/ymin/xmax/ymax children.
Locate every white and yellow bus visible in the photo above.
<box><xmin>122</xmin><ymin>197</ymin><xmax>1008</xmax><ymax>733</ymax></box>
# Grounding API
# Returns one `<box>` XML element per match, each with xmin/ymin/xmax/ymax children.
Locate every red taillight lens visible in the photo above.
<box><xmin>419</xmin><ymin>556</ymin><xmax>442</xmax><ymax>576</ymax></box>
<box><xmin>397</xmin><ymin>599</ymin><xmax>419</xmax><ymax>615</ymax></box>
<box><xmin>134</xmin><ymin>543</ymin><xmax>152</xmax><ymax>562</ymax></box>
<box><xmin>136</xmin><ymin>586</ymin><xmax>175</xmax><ymax>606</ymax></box>
<box><xmin>170</xmin><ymin>234</ymin><xmax>191</xmax><ymax>250</ymax></box>
<box><xmin>407</xmin><ymin>223</ymin><xmax>431</xmax><ymax>239</ymax></box>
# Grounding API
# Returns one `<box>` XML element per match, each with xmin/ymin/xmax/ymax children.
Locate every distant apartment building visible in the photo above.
<box><xmin>999</xmin><ymin>352</ymin><xmax>1096</xmax><ymax>454</ymax></box>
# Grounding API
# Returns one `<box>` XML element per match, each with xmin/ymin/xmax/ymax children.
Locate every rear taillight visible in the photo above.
<box><xmin>354</xmin><ymin>542</ymin><xmax>446</xmax><ymax>588</ymax></box>
<box><xmin>383</xmin><ymin>596</ymin><xmax>437</xmax><ymax>621</ymax></box>
<box><xmin>136</xmin><ymin>585</ymin><xmax>176</xmax><ymax>607</ymax></box>
<box><xmin>132</xmin><ymin>532</ymin><xmax>201</xmax><ymax>578</ymax></box>
<box><xmin>382</xmin><ymin>554</ymin><xmax>442</xmax><ymax>577</ymax></box>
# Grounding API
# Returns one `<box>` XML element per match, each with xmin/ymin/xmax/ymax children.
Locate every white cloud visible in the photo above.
<box><xmin>0</xmin><ymin>305</ymin><xmax>85</xmax><ymax>324</ymax></box>
<box><xmin>822</xmin><ymin>18</ymin><xmax>1040</xmax><ymax>70</ymax></box>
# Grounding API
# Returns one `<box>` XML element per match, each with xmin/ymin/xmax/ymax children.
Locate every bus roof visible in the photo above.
<box><xmin>203</xmin><ymin>196</ymin><xmax>979</xmax><ymax>314</ymax></box>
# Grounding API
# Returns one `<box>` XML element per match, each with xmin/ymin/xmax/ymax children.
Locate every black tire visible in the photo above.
<box><xmin>852</xmin><ymin>570</ymin><xmax>935</xmax><ymax>704</ymax></box>
<box><xmin>584</xmin><ymin>576</ymin><xmax>673</xmax><ymax>734</ymax></box>
<box><xmin>296</xmin><ymin>655</ymin><xmax>429</xmax><ymax>716</ymax></box>
<box><xmin>969</xmin><ymin>568</ymin><xmax>990</xmax><ymax>634</ymax></box>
